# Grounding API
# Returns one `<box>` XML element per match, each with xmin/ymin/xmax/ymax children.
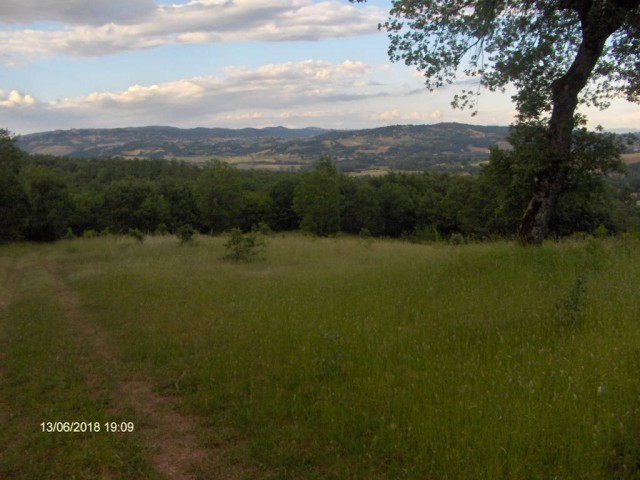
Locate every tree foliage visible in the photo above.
<box><xmin>479</xmin><ymin>122</ymin><xmax>625</xmax><ymax>235</ymax></box>
<box><xmin>293</xmin><ymin>157</ymin><xmax>341</xmax><ymax>236</ymax></box>
<box><xmin>353</xmin><ymin>0</ymin><xmax>639</xmax><ymax>118</ymax></box>
<box><xmin>24</xmin><ymin>167</ymin><xmax>75</xmax><ymax>242</ymax></box>
<box><xmin>352</xmin><ymin>0</ymin><xmax>640</xmax><ymax>244</ymax></box>
<box><xmin>101</xmin><ymin>178</ymin><xmax>169</xmax><ymax>233</ymax></box>
<box><xmin>195</xmin><ymin>160</ymin><xmax>244</xmax><ymax>233</ymax></box>
<box><xmin>0</xmin><ymin>130</ymin><xmax>30</xmax><ymax>242</ymax></box>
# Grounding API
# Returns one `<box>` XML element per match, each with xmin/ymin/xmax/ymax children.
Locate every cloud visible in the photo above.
<box><xmin>67</xmin><ymin>59</ymin><xmax>373</xmax><ymax>111</ymax></box>
<box><xmin>0</xmin><ymin>0</ymin><xmax>384</xmax><ymax>63</ymax></box>
<box><xmin>0</xmin><ymin>0</ymin><xmax>155</xmax><ymax>25</ymax></box>
<box><xmin>1</xmin><ymin>59</ymin><xmax>386</xmax><ymax>131</ymax></box>
<box><xmin>0</xmin><ymin>89</ymin><xmax>37</xmax><ymax>107</ymax></box>
<box><xmin>371</xmin><ymin>109</ymin><xmax>442</xmax><ymax>122</ymax></box>
<box><xmin>372</xmin><ymin>108</ymin><xmax>400</xmax><ymax>121</ymax></box>
<box><xmin>220</xmin><ymin>111</ymin><xmax>264</xmax><ymax>122</ymax></box>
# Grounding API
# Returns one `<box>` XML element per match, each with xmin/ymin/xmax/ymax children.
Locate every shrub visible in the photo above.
<box><xmin>155</xmin><ymin>223</ymin><xmax>169</xmax><ymax>236</ymax></box>
<box><xmin>82</xmin><ymin>229</ymin><xmax>98</xmax><ymax>239</ymax></box>
<box><xmin>359</xmin><ymin>227</ymin><xmax>372</xmax><ymax>239</ymax></box>
<box><xmin>62</xmin><ymin>227</ymin><xmax>76</xmax><ymax>240</ymax></box>
<box><xmin>594</xmin><ymin>224</ymin><xmax>608</xmax><ymax>238</ymax></box>
<box><xmin>449</xmin><ymin>233</ymin><xmax>466</xmax><ymax>245</ymax></box>
<box><xmin>255</xmin><ymin>222</ymin><xmax>273</xmax><ymax>236</ymax></box>
<box><xmin>128</xmin><ymin>228</ymin><xmax>145</xmax><ymax>244</ymax></box>
<box><xmin>176</xmin><ymin>224</ymin><xmax>197</xmax><ymax>244</ymax></box>
<box><xmin>222</xmin><ymin>228</ymin><xmax>266</xmax><ymax>263</ymax></box>
<box><xmin>555</xmin><ymin>273</ymin><xmax>589</xmax><ymax>328</ymax></box>
<box><xmin>414</xmin><ymin>225</ymin><xmax>442</xmax><ymax>243</ymax></box>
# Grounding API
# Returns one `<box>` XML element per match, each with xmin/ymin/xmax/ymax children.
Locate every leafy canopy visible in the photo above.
<box><xmin>352</xmin><ymin>0</ymin><xmax>640</xmax><ymax>120</ymax></box>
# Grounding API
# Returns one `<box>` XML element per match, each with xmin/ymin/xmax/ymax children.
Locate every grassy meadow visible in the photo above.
<box><xmin>2</xmin><ymin>234</ymin><xmax>640</xmax><ymax>479</ymax></box>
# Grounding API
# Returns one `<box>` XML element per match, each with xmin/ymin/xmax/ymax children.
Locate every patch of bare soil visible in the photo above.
<box><xmin>46</xmin><ymin>262</ymin><xmax>247</xmax><ymax>480</ymax></box>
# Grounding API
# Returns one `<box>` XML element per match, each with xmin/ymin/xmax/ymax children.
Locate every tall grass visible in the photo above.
<box><xmin>0</xmin><ymin>246</ymin><xmax>155</xmax><ymax>479</ymax></box>
<box><xmin>3</xmin><ymin>234</ymin><xmax>640</xmax><ymax>478</ymax></box>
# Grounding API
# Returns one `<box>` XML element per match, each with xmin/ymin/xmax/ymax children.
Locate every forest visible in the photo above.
<box><xmin>1</xmin><ymin>127</ymin><xmax>640</xmax><ymax>244</ymax></box>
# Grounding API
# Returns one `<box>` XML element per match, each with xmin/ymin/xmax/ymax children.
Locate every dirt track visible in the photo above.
<box><xmin>37</xmin><ymin>259</ymin><xmax>247</xmax><ymax>480</ymax></box>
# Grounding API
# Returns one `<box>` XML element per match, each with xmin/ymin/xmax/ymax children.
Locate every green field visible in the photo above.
<box><xmin>2</xmin><ymin>235</ymin><xmax>640</xmax><ymax>479</ymax></box>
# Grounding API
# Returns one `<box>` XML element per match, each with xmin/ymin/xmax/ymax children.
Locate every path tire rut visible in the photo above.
<box><xmin>46</xmin><ymin>261</ymin><xmax>247</xmax><ymax>480</ymax></box>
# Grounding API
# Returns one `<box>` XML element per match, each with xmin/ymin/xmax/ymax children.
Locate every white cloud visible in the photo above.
<box><xmin>371</xmin><ymin>109</ymin><xmax>442</xmax><ymax>123</ymax></box>
<box><xmin>372</xmin><ymin>108</ymin><xmax>400</xmax><ymax>121</ymax></box>
<box><xmin>0</xmin><ymin>89</ymin><xmax>37</xmax><ymax>107</ymax></box>
<box><xmin>220</xmin><ymin>111</ymin><xmax>264</xmax><ymax>121</ymax></box>
<box><xmin>1</xmin><ymin>59</ymin><xmax>386</xmax><ymax>131</ymax></box>
<box><xmin>0</xmin><ymin>0</ymin><xmax>384</xmax><ymax>63</ymax></box>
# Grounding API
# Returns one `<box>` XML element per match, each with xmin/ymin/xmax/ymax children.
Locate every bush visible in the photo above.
<box><xmin>594</xmin><ymin>224</ymin><xmax>608</xmax><ymax>238</ymax></box>
<box><xmin>413</xmin><ymin>225</ymin><xmax>442</xmax><ymax>243</ymax></box>
<box><xmin>449</xmin><ymin>233</ymin><xmax>466</xmax><ymax>245</ymax></box>
<box><xmin>222</xmin><ymin>228</ymin><xmax>266</xmax><ymax>263</ymax></box>
<box><xmin>63</xmin><ymin>227</ymin><xmax>76</xmax><ymax>240</ymax></box>
<box><xmin>155</xmin><ymin>223</ymin><xmax>169</xmax><ymax>236</ymax></box>
<box><xmin>128</xmin><ymin>228</ymin><xmax>145</xmax><ymax>244</ymax></box>
<box><xmin>176</xmin><ymin>224</ymin><xmax>197</xmax><ymax>244</ymax></box>
<box><xmin>555</xmin><ymin>273</ymin><xmax>589</xmax><ymax>328</ymax></box>
<box><xmin>255</xmin><ymin>222</ymin><xmax>273</xmax><ymax>236</ymax></box>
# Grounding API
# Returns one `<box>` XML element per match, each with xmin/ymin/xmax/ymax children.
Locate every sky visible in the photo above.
<box><xmin>0</xmin><ymin>0</ymin><xmax>638</xmax><ymax>134</ymax></box>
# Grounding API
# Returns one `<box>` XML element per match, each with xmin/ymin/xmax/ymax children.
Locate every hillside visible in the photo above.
<box><xmin>17</xmin><ymin>123</ymin><xmax>511</xmax><ymax>172</ymax></box>
<box><xmin>292</xmin><ymin>123</ymin><xmax>510</xmax><ymax>172</ymax></box>
<box><xmin>16</xmin><ymin>125</ymin><xmax>328</xmax><ymax>163</ymax></box>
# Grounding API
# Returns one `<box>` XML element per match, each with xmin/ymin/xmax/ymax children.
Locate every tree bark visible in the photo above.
<box><xmin>517</xmin><ymin>3</ymin><xmax>631</xmax><ymax>245</ymax></box>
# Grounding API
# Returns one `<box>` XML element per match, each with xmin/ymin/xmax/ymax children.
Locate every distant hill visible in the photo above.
<box><xmin>292</xmin><ymin>123</ymin><xmax>511</xmax><ymax>172</ymax></box>
<box><xmin>16</xmin><ymin>125</ymin><xmax>329</xmax><ymax>159</ymax></box>
<box><xmin>16</xmin><ymin>123</ymin><xmax>512</xmax><ymax>172</ymax></box>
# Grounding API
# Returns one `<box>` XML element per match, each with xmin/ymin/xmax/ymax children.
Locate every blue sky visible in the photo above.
<box><xmin>0</xmin><ymin>0</ymin><xmax>638</xmax><ymax>134</ymax></box>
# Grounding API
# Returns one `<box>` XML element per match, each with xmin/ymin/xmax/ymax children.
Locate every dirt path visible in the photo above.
<box><xmin>45</xmin><ymin>261</ymin><xmax>246</xmax><ymax>480</ymax></box>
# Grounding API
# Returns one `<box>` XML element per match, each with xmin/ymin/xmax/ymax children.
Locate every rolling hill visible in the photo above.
<box><xmin>17</xmin><ymin>123</ymin><xmax>513</xmax><ymax>172</ymax></box>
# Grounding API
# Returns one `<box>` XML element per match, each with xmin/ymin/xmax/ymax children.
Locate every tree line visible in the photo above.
<box><xmin>1</xmin><ymin>128</ymin><xmax>639</xmax><ymax>244</ymax></box>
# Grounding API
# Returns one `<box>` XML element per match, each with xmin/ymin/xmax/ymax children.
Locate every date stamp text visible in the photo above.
<box><xmin>40</xmin><ymin>421</ymin><xmax>135</xmax><ymax>433</ymax></box>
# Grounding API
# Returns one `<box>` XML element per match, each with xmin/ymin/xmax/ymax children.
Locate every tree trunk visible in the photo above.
<box><xmin>517</xmin><ymin>166</ymin><xmax>567</xmax><ymax>245</ymax></box>
<box><xmin>517</xmin><ymin>5</ymin><xmax>627</xmax><ymax>245</ymax></box>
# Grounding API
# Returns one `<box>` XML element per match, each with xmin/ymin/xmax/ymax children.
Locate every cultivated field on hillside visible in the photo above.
<box><xmin>2</xmin><ymin>235</ymin><xmax>640</xmax><ymax>479</ymax></box>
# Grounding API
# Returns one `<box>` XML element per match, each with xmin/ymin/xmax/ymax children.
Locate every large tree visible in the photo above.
<box><xmin>352</xmin><ymin>0</ymin><xmax>640</xmax><ymax>244</ymax></box>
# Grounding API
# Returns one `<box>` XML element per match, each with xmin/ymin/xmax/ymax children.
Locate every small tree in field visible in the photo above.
<box><xmin>222</xmin><ymin>228</ymin><xmax>266</xmax><ymax>263</ymax></box>
<box><xmin>176</xmin><ymin>224</ymin><xmax>197</xmax><ymax>244</ymax></box>
<box><xmin>351</xmin><ymin>0</ymin><xmax>640</xmax><ymax>244</ymax></box>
